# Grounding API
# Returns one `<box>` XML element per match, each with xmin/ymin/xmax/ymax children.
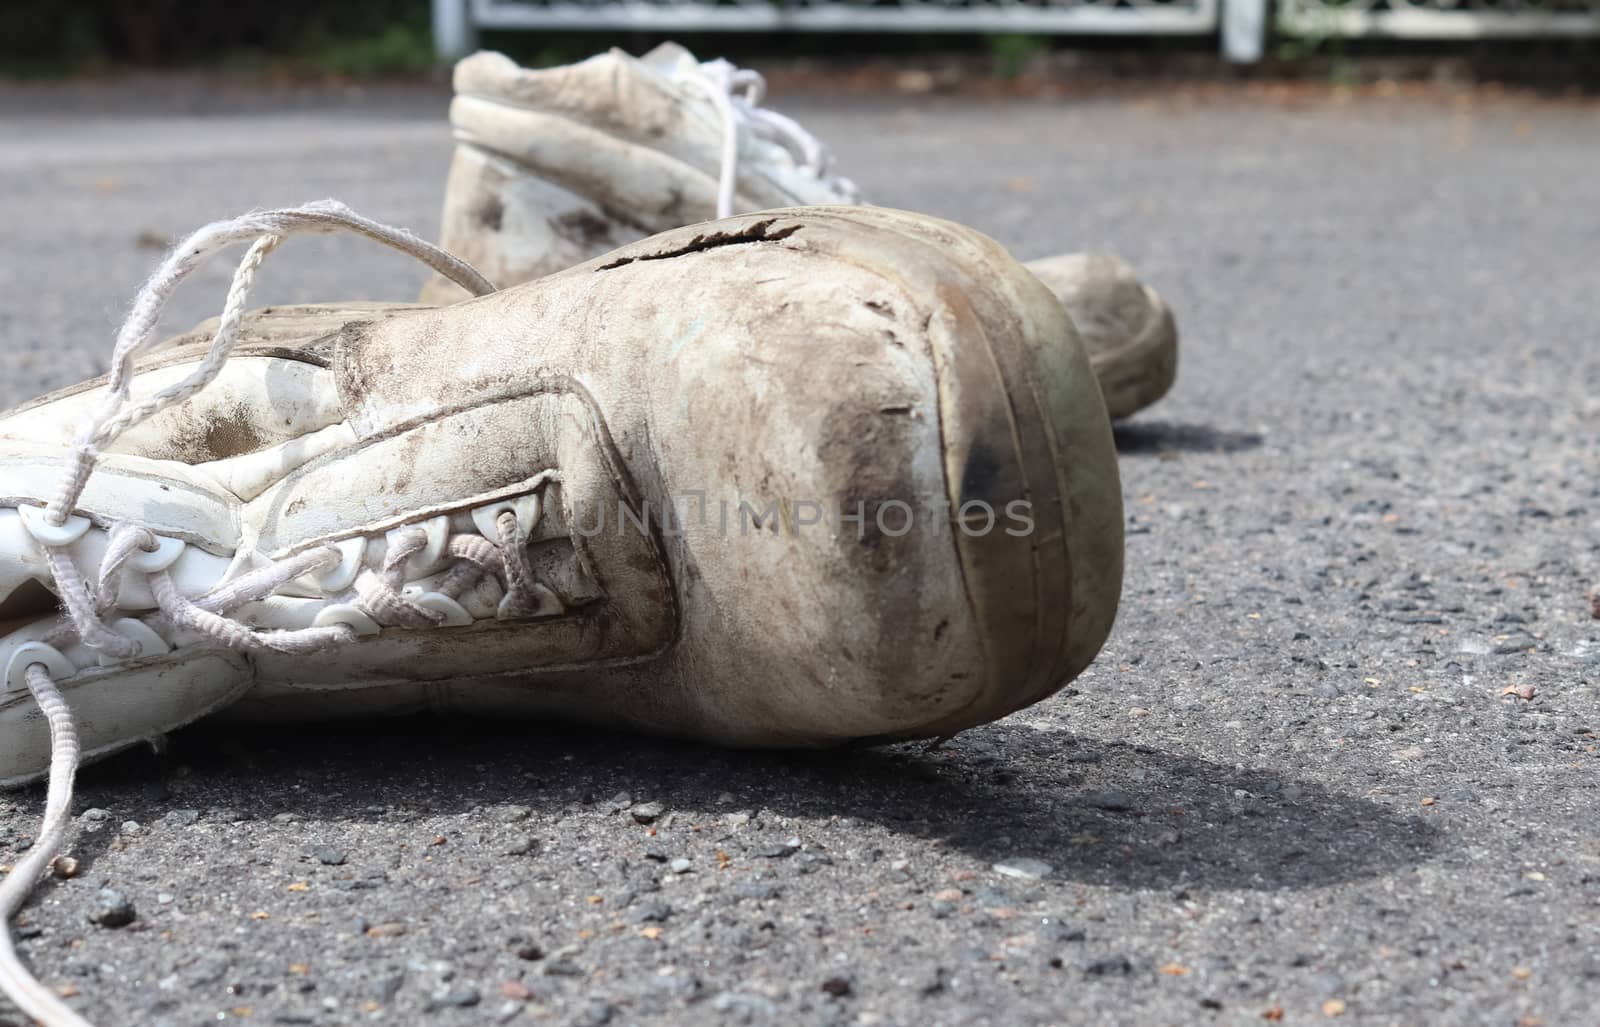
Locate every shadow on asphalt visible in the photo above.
<box><xmin>1113</xmin><ymin>420</ymin><xmax>1264</xmax><ymax>455</ymax></box>
<box><xmin>62</xmin><ymin>715</ymin><xmax>1437</xmax><ymax>894</ymax></box>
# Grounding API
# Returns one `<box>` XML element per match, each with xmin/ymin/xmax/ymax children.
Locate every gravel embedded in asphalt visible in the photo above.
<box><xmin>0</xmin><ymin>76</ymin><xmax>1597</xmax><ymax>1026</ymax></box>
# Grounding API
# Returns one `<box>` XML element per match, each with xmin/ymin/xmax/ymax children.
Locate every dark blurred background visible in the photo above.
<box><xmin>3</xmin><ymin>0</ymin><xmax>440</xmax><ymax>75</ymax></box>
<box><xmin>2</xmin><ymin>0</ymin><xmax>1597</xmax><ymax>88</ymax></box>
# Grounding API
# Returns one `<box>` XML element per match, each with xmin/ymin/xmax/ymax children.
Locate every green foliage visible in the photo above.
<box><xmin>1276</xmin><ymin>0</ymin><xmax>1356</xmax><ymax>83</ymax></box>
<box><xmin>986</xmin><ymin>33</ymin><xmax>1048</xmax><ymax>81</ymax></box>
<box><xmin>297</xmin><ymin>23</ymin><xmax>435</xmax><ymax>76</ymax></box>
<box><xmin>0</xmin><ymin>0</ymin><xmax>435</xmax><ymax>73</ymax></box>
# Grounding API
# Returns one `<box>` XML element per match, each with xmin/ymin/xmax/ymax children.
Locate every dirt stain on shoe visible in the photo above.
<box><xmin>553</xmin><ymin>209</ymin><xmax>615</xmax><ymax>249</ymax></box>
<box><xmin>473</xmin><ymin>193</ymin><xmax>505</xmax><ymax>232</ymax></box>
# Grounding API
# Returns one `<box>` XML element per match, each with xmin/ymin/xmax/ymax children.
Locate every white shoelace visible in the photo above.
<box><xmin>688</xmin><ymin>58</ymin><xmax>861</xmax><ymax>220</ymax></box>
<box><xmin>0</xmin><ymin>201</ymin><xmax>506</xmax><ymax>1027</ymax></box>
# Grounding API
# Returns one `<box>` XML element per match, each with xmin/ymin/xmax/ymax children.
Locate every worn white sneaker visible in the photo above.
<box><xmin>1027</xmin><ymin>254</ymin><xmax>1178</xmax><ymax>421</ymax></box>
<box><xmin>0</xmin><ymin>199</ymin><xmax>1121</xmax><ymax>1026</ymax></box>
<box><xmin>421</xmin><ymin>44</ymin><xmax>1177</xmax><ymax>418</ymax></box>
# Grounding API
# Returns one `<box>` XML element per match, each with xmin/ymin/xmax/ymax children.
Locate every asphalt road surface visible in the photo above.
<box><xmin>0</xmin><ymin>74</ymin><xmax>1597</xmax><ymax>1027</ymax></box>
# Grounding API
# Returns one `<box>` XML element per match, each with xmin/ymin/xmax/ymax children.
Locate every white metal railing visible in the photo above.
<box><xmin>435</xmin><ymin>0</ymin><xmax>1223</xmax><ymax>51</ymax></box>
<box><xmin>474</xmin><ymin>0</ymin><xmax>1218</xmax><ymax>34</ymax></box>
<box><xmin>430</xmin><ymin>0</ymin><xmax>1600</xmax><ymax>66</ymax></box>
<box><xmin>1279</xmin><ymin>0</ymin><xmax>1600</xmax><ymax>40</ymax></box>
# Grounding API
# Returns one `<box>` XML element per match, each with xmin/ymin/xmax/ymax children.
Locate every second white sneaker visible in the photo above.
<box><xmin>422</xmin><ymin>45</ymin><xmax>860</xmax><ymax>300</ymax></box>
<box><xmin>420</xmin><ymin>45</ymin><xmax>1178</xmax><ymax>419</ymax></box>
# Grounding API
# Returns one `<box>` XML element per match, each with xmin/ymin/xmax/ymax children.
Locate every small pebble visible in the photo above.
<box><xmin>993</xmin><ymin>858</ymin><xmax>1053</xmax><ymax>880</ymax></box>
<box><xmin>88</xmin><ymin>888</ymin><xmax>136</xmax><ymax>928</ymax></box>
<box><xmin>369</xmin><ymin>973</ymin><xmax>405</xmax><ymax>1003</ymax></box>
<box><xmin>630</xmin><ymin>801</ymin><xmax>665</xmax><ymax>824</ymax></box>
<box><xmin>1084</xmin><ymin>955</ymin><xmax>1133</xmax><ymax>976</ymax></box>
<box><xmin>733</xmin><ymin>882</ymin><xmax>779</xmax><ymax>902</ymax></box>
<box><xmin>758</xmin><ymin>837</ymin><xmax>802</xmax><ymax>859</ymax></box>
<box><xmin>712</xmin><ymin>992</ymin><xmax>778</xmax><ymax>1018</ymax></box>
<box><xmin>820</xmin><ymin>975</ymin><xmax>853</xmax><ymax>997</ymax></box>
<box><xmin>542</xmin><ymin>959</ymin><xmax>585</xmax><ymax>978</ymax></box>
<box><xmin>1082</xmin><ymin>791</ymin><xmax>1135</xmax><ymax>812</ymax></box>
<box><xmin>651</xmin><ymin>974</ymin><xmax>702</xmax><ymax>999</ymax></box>
<box><xmin>427</xmin><ymin>986</ymin><xmax>481</xmax><ymax>1009</ymax></box>
<box><xmin>669</xmin><ymin>858</ymin><xmax>692</xmax><ymax>874</ymax></box>
<box><xmin>630</xmin><ymin>900</ymin><xmax>672</xmax><ymax>924</ymax></box>
<box><xmin>314</xmin><ymin>847</ymin><xmax>347</xmax><ymax>866</ymax></box>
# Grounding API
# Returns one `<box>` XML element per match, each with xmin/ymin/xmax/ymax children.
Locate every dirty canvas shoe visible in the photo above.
<box><xmin>420</xmin><ymin>45</ymin><xmax>1178</xmax><ymax>418</ymax></box>
<box><xmin>0</xmin><ymin>201</ymin><xmax>1120</xmax><ymax>1025</ymax></box>
<box><xmin>1026</xmin><ymin>254</ymin><xmax>1177</xmax><ymax>421</ymax></box>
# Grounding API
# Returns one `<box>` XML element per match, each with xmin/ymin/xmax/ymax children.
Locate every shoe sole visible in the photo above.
<box><xmin>1088</xmin><ymin>283</ymin><xmax>1179</xmax><ymax>420</ymax></box>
